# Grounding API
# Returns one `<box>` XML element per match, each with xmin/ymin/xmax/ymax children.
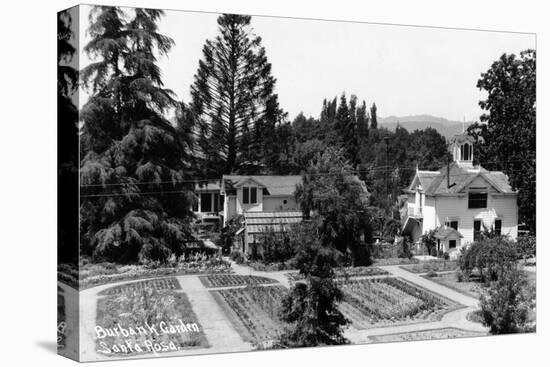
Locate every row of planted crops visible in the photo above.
<box><xmin>208</xmin><ymin>275</ymin><xmax>457</xmax><ymax>347</ymax></box>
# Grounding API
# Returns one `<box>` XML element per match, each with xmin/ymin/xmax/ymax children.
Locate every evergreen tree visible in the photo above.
<box><xmin>356</xmin><ymin>100</ymin><xmax>369</xmax><ymax>146</ymax></box>
<box><xmin>344</xmin><ymin>95</ymin><xmax>359</xmax><ymax>166</ymax></box>
<box><xmin>80</xmin><ymin>7</ymin><xmax>195</xmax><ymax>263</ymax></box>
<box><xmin>190</xmin><ymin>14</ymin><xmax>284</xmax><ymax>176</ymax></box>
<box><xmin>370</xmin><ymin>102</ymin><xmax>378</xmax><ymax>129</ymax></box>
<box><xmin>58</xmin><ymin>9</ymin><xmax>79</xmax><ymax>264</ymax></box>
<box><xmin>279</xmin><ymin>219</ymin><xmax>348</xmax><ymax>347</ymax></box>
<box><xmin>333</xmin><ymin>93</ymin><xmax>350</xmax><ymax>146</ymax></box>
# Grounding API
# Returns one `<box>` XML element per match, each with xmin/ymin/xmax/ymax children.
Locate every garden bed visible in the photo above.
<box><xmin>211</xmin><ymin>286</ymin><xmax>287</xmax><ymax>347</ymax></box>
<box><xmin>338</xmin><ymin>277</ymin><xmax>460</xmax><ymax>329</ymax></box>
<box><xmin>400</xmin><ymin>260</ymin><xmax>458</xmax><ymax>274</ymax></box>
<box><xmin>286</xmin><ymin>266</ymin><xmax>389</xmax><ymax>282</ymax></box>
<box><xmin>96</xmin><ymin>277</ymin><xmax>208</xmax><ymax>357</ymax></box>
<box><xmin>98</xmin><ymin>277</ymin><xmax>181</xmax><ymax>296</ymax></box>
<box><xmin>65</xmin><ymin>257</ymin><xmax>232</xmax><ymax>289</ymax></box>
<box><xmin>368</xmin><ymin>327</ymin><xmax>486</xmax><ymax>343</ymax></box>
<box><xmin>373</xmin><ymin>258</ymin><xmax>419</xmax><ymax>266</ymax></box>
<box><xmin>199</xmin><ymin>274</ymin><xmax>278</xmax><ymax>288</ymax></box>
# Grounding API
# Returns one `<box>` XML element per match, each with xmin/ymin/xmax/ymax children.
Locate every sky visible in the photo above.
<box><xmin>79</xmin><ymin>5</ymin><xmax>535</xmax><ymax>122</ymax></box>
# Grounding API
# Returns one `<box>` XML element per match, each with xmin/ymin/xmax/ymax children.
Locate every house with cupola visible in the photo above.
<box><xmin>402</xmin><ymin>133</ymin><xmax>518</xmax><ymax>258</ymax></box>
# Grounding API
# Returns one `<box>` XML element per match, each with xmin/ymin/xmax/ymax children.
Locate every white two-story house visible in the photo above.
<box><xmin>402</xmin><ymin>133</ymin><xmax>518</xmax><ymax>257</ymax></box>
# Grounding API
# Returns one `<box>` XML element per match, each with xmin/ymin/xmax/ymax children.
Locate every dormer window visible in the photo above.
<box><xmin>243</xmin><ymin>187</ymin><xmax>257</xmax><ymax>204</ymax></box>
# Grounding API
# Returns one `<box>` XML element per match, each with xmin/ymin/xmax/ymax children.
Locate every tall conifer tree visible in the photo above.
<box><xmin>80</xmin><ymin>7</ymin><xmax>195</xmax><ymax>263</ymax></box>
<box><xmin>190</xmin><ymin>14</ymin><xmax>284</xmax><ymax>176</ymax></box>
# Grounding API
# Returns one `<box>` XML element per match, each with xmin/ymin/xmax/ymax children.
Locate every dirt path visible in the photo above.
<box><xmin>175</xmin><ymin>276</ymin><xmax>252</xmax><ymax>353</ymax></box>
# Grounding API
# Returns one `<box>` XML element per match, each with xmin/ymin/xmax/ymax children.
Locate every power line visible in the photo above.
<box><xmin>78</xmin><ymin>158</ymin><xmax>535</xmax><ymax>188</ymax></box>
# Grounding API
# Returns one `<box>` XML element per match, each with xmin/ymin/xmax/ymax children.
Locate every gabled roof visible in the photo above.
<box><xmin>406</xmin><ymin>162</ymin><xmax>515</xmax><ymax>196</ymax></box>
<box><xmin>223</xmin><ymin>175</ymin><xmax>302</xmax><ymax>196</ymax></box>
<box><xmin>433</xmin><ymin>225</ymin><xmax>463</xmax><ymax>240</ymax></box>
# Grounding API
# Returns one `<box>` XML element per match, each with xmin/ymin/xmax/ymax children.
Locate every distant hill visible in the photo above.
<box><xmin>379</xmin><ymin>115</ymin><xmax>475</xmax><ymax>139</ymax></box>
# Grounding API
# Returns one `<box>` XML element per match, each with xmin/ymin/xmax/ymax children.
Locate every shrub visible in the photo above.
<box><xmin>421</xmin><ymin>230</ymin><xmax>438</xmax><ymax>256</ymax></box>
<box><xmin>397</xmin><ymin>236</ymin><xmax>413</xmax><ymax>259</ymax></box>
<box><xmin>480</xmin><ymin>266</ymin><xmax>535</xmax><ymax>334</ymax></box>
<box><xmin>426</xmin><ymin>270</ymin><xmax>438</xmax><ymax>278</ymax></box>
<box><xmin>230</xmin><ymin>251</ymin><xmax>245</xmax><ymax>264</ymax></box>
<box><xmin>516</xmin><ymin>235</ymin><xmax>536</xmax><ymax>260</ymax></box>
<box><xmin>458</xmin><ymin>236</ymin><xmax>517</xmax><ymax>283</ymax></box>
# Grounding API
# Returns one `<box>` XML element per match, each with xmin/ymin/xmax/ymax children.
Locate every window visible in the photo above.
<box><xmin>242</xmin><ymin>187</ymin><xmax>257</xmax><ymax>205</ymax></box>
<box><xmin>468</xmin><ymin>193</ymin><xmax>487</xmax><ymax>209</ymax></box>
<box><xmin>449</xmin><ymin>240</ymin><xmax>457</xmax><ymax>249</ymax></box>
<box><xmin>445</xmin><ymin>220</ymin><xmax>458</xmax><ymax>230</ymax></box>
<box><xmin>200</xmin><ymin>193</ymin><xmax>212</xmax><ymax>212</ymax></box>
<box><xmin>250</xmin><ymin>187</ymin><xmax>257</xmax><ymax>204</ymax></box>
<box><xmin>474</xmin><ymin>220</ymin><xmax>482</xmax><ymax>241</ymax></box>
<box><xmin>213</xmin><ymin>193</ymin><xmax>219</xmax><ymax>212</ymax></box>
<box><xmin>494</xmin><ymin>219</ymin><xmax>502</xmax><ymax>236</ymax></box>
<box><xmin>243</xmin><ymin>187</ymin><xmax>249</xmax><ymax>204</ymax></box>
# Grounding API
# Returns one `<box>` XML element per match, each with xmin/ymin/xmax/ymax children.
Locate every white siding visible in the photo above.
<box><xmin>236</xmin><ymin>185</ymin><xmax>263</xmax><ymax>214</ymax></box>
<box><xmin>428</xmin><ymin>194</ymin><xmax>518</xmax><ymax>246</ymax></box>
<box><xmin>263</xmin><ymin>196</ymin><xmax>299</xmax><ymax>211</ymax></box>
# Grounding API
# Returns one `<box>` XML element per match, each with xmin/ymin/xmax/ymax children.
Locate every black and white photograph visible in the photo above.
<box><xmin>56</xmin><ymin>2</ymin><xmax>536</xmax><ymax>363</ymax></box>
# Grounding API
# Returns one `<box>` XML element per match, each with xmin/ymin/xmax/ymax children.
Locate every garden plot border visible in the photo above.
<box><xmin>367</xmin><ymin>327</ymin><xmax>487</xmax><ymax>344</ymax></box>
<box><xmin>199</xmin><ymin>274</ymin><xmax>278</xmax><ymax>288</ymax></box>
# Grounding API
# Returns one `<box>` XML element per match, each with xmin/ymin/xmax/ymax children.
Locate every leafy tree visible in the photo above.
<box><xmin>58</xmin><ymin>9</ymin><xmax>79</xmax><ymax>264</ymax></box>
<box><xmin>295</xmin><ymin>148</ymin><xmax>373</xmax><ymax>266</ymax></box>
<box><xmin>480</xmin><ymin>266</ymin><xmax>535</xmax><ymax>334</ymax></box>
<box><xmin>473</xmin><ymin>50</ymin><xmax>536</xmax><ymax>233</ymax></box>
<box><xmin>79</xmin><ymin>7</ymin><xmax>195</xmax><ymax>264</ymax></box>
<box><xmin>190</xmin><ymin>14</ymin><xmax>284</xmax><ymax>176</ymax></box>
<box><xmin>290</xmin><ymin>139</ymin><xmax>328</xmax><ymax>174</ymax></box>
<box><xmin>256</xmin><ymin>227</ymin><xmax>295</xmax><ymax>264</ymax></box>
<box><xmin>279</xmin><ymin>220</ymin><xmax>348</xmax><ymax>347</ymax></box>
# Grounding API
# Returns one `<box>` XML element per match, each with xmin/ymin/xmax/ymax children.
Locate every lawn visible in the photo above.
<box><xmin>96</xmin><ymin>277</ymin><xmax>208</xmax><ymax>357</ymax></box>
<box><xmin>421</xmin><ymin>272</ymin><xmax>485</xmax><ymax>299</ymax></box>
<box><xmin>424</xmin><ymin>270</ymin><xmax>536</xmax><ymax>300</ymax></box>
<box><xmin>400</xmin><ymin>260</ymin><xmax>458</xmax><ymax>274</ymax></box>
<box><xmin>211</xmin><ymin>285</ymin><xmax>287</xmax><ymax>348</ymax></box>
<box><xmin>199</xmin><ymin>274</ymin><xmax>278</xmax><ymax>288</ymax></box>
<box><xmin>338</xmin><ymin>277</ymin><xmax>459</xmax><ymax>329</ymax></box>
<box><xmin>368</xmin><ymin>327</ymin><xmax>486</xmax><ymax>343</ymax></box>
